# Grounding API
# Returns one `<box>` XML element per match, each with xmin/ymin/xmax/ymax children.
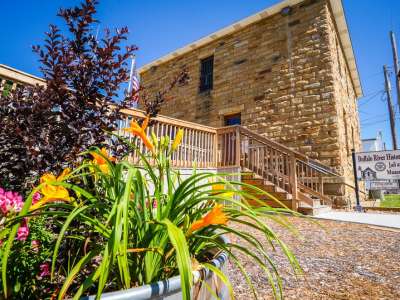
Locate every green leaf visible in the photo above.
<box><xmin>58</xmin><ymin>251</ymin><xmax>97</xmax><ymax>300</ymax></box>
<box><xmin>159</xmin><ymin>219</ymin><xmax>192</xmax><ymax>300</ymax></box>
<box><xmin>51</xmin><ymin>205</ymin><xmax>90</xmax><ymax>279</ymax></box>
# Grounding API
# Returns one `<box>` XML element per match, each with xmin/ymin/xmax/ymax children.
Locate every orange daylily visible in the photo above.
<box><xmin>123</xmin><ymin>116</ymin><xmax>154</xmax><ymax>152</ymax></box>
<box><xmin>189</xmin><ymin>204</ymin><xmax>228</xmax><ymax>233</ymax></box>
<box><xmin>90</xmin><ymin>147</ymin><xmax>116</xmax><ymax>173</ymax></box>
<box><xmin>40</xmin><ymin>168</ymin><xmax>71</xmax><ymax>184</ymax></box>
<box><xmin>31</xmin><ymin>169</ymin><xmax>72</xmax><ymax>210</ymax></box>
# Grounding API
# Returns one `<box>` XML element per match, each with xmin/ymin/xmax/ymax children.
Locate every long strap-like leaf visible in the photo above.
<box><xmin>159</xmin><ymin>219</ymin><xmax>193</xmax><ymax>300</ymax></box>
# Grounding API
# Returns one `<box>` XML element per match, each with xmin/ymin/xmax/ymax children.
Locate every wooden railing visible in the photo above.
<box><xmin>215</xmin><ymin>125</ymin><xmax>335</xmax><ymax>206</ymax></box>
<box><xmin>117</xmin><ymin>109</ymin><xmax>337</xmax><ymax>205</ymax></box>
<box><xmin>216</xmin><ymin>126</ymin><xmax>297</xmax><ymax>194</ymax></box>
<box><xmin>117</xmin><ymin>109</ymin><xmax>217</xmax><ymax>168</ymax></box>
<box><xmin>296</xmin><ymin>160</ymin><xmax>332</xmax><ymax>205</ymax></box>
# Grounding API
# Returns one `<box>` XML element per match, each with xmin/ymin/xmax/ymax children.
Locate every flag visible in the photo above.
<box><xmin>127</xmin><ymin>55</ymin><xmax>140</xmax><ymax>107</ymax></box>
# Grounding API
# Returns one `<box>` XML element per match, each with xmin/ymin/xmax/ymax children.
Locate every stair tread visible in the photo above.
<box><xmin>299</xmin><ymin>204</ymin><xmax>329</xmax><ymax>209</ymax></box>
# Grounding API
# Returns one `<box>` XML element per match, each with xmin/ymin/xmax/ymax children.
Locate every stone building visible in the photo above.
<box><xmin>139</xmin><ymin>0</ymin><xmax>363</xmax><ymax>206</ymax></box>
<box><xmin>0</xmin><ymin>64</ymin><xmax>44</xmax><ymax>96</ymax></box>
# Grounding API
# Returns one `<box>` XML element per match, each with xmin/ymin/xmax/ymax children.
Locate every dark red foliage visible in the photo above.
<box><xmin>0</xmin><ymin>0</ymin><xmax>186</xmax><ymax>191</ymax></box>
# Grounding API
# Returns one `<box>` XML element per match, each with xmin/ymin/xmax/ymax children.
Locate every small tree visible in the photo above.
<box><xmin>0</xmin><ymin>0</ymin><xmax>187</xmax><ymax>191</ymax></box>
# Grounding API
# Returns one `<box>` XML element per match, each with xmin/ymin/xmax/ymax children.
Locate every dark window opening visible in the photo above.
<box><xmin>224</xmin><ymin>113</ymin><xmax>241</xmax><ymax>126</ymax></box>
<box><xmin>199</xmin><ymin>55</ymin><xmax>214</xmax><ymax>93</ymax></box>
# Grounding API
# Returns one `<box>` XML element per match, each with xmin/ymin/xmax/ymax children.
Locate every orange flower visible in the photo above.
<box><xmin>31</xmin><ymin>169</ymin><xmax>72</xmax><ymax>210</ymax></box>
<box><xmin>90</xmin><ymin>147</ymin><xmax>116</xmax><ymax>173</ymax></box>
<box><xmin>190</xmin><ymin>204</ymin><xmax>228</xmax><ymax>232</ymax></box>
<box><xmin>123</xmin><ymin>116</ymin><xmax>154</xmax><ymax>152</ymax></box>
<box><xmin>40</xmin><ymin>168</ymin><xmax>71</xmax><ymax>184</ymax></box>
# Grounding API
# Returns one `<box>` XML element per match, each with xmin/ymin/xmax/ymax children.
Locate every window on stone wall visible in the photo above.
<box><xmin>199</xmin><ymin>55</ymin><xmax>214</xmax><ymax>93</ymax></box>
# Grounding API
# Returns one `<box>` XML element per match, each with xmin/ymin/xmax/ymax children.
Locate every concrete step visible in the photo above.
<box><xmin>298</xmin><ymin>204</ymin><xmax>331</xmax><ymax>216</ymax></box>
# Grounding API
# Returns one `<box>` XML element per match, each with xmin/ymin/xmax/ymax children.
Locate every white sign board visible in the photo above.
<box><xmin>356</xmin><ymin>150</ymin><xmax>400</xmax><ymax>180</ymax></box>
<box><xmin>370</xmin><ymin>180</ymin><xmax>399</xmax><ymax>190</ymax></box>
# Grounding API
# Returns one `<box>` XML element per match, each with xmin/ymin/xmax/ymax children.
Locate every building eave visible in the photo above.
<box><xmin>138</xmin><ymin>0</ymin><xmax>363</xmax><ymax>98</ymax></box>
<box><xmin>0</xmin><ymin>64</ymin><xmax>45</xmax><ymax>85</ymax></box>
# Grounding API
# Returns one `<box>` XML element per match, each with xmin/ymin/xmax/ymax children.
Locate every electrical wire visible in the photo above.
<box><xmin>358</xmin><ymin>90</ymin><xmax>385</xmax><ymax>107</ymax></box>
<box><xmin>361</xmin><ymin>113</ymin><xmax>388</xmax><ymax>122</ymax></box>
<box><xmin>361</xmin><ymin>117</ymin><xmax>400</xmax><ymax>127</ymax></box>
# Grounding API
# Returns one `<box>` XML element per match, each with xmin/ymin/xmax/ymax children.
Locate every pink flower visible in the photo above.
<box><xmin>31</xmin><ymin>240</ymin><xmax>40</xmax><ymax>252</ymax></box>
<box><xmin>0</xmin><ymin>188</ymin><xmax>24</xmax><ymax>216</ymax></box>
<box><xmin>16</xmin><ymin>220</ymin><xmax>29</xmax><ymax>241</ymax></box>
<box><xmin>152</xmin><ymin>199</ymin><xmax>157</xmax><ymax>209</ymax></box>
<box><xmin>39</xmin><ymin>263</ymin><xmax>50</xmax><ymax>277</ymax></box>
<box><xmin>32</xmin><ymin>192</ymin><xmax>41</xmax><ymax>205</ymax></box>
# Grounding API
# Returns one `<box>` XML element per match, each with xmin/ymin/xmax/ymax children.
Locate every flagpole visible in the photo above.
<box><xmin>127</xmin><ymin>54</ymin><xmax>136</xmax><ymax>96</ymax></box>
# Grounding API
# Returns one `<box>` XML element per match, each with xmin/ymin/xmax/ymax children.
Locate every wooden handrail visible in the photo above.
<box><xmin>117</xmin><ymin>110</ymin><xmax>339</xmax><ymax>206</ymax></box>
<box><xmin>120</xmin><ymin>108</ymin><xmax>217</xmax><ymax>133</ymax></box>
<box><xmin>118</xmin><ymin>108</ymin><xmax>217</xmax><ymax>168</ymax></box>
<box><xmin>234</xmin><ymin>125</ymin><xmax>307</xmax><ymax>160</ymax></box>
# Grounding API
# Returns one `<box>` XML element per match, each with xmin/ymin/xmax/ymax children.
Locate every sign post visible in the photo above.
<box><xmin>351</xmin><ymin>149</ymin><xmax>362</xmax><ymax>211</ymax></box>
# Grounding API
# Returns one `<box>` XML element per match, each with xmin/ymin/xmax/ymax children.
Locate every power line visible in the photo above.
<box><xmin>361</xmin><ymin>117</ymin><xmax>400</xmax><ymax>127</ymax></box>
<box><xmin>359</xmin><ymin>89</ymin><xmax>385</xmax><ymax>99</ymax></box>
<box><xmin>361</xmin><ymin>113</ymin><xmax>388</xmax><ymax>122</ymax></box>
<box><xmin>358</xmin><ymin>90</ymin><xmax>385</xmax><ymax>107</ymax></box>
<box><xmin>362</xmin><ymin>71</ymin><xmax>384</xmax><ymax>80</ymax></box>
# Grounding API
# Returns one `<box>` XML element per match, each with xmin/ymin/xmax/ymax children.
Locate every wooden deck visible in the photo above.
<box><xmin>118</xmin><ymin>108</ymin><xmax>340</xmax><ymax>213</ymax></box>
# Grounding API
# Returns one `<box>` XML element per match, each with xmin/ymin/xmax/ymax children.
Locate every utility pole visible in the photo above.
<box><xmin>383</xmin><ymin>65</ymin><xmax>398</xmax><ymax>150</ymax></box>
<box><xmin>390</xmin><ymin>31</ymin><xmax>400</xmax><ymax>112</ymax></box>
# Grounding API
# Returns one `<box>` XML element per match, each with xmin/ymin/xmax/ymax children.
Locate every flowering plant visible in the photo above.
<box><xmin>1</xmin><ymin>117</ymin><xmax>300</xmax><ymax>299</ymax></box>
<box><xmin>0</xmin><ymin>189</ymin><xmax>55</xmax><ymax>299</ymax></box>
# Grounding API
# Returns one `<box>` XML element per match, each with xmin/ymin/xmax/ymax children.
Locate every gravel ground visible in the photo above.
<box><xmin>226</xmin><ymin>216</ymin><xmax>400</xmax><ymax>299</ymax></box>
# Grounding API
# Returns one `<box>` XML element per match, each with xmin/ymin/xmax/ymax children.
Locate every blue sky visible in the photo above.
<box><xmin>1</xmin><ymin>0</ymin><xmax>400</xmax><ymax>148</ymax></box>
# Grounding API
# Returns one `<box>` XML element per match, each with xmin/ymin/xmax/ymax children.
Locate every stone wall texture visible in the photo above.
<box><xmin>140</xmin><ymin>0</ymin><xmax>362</xmax><ymax>206</ymax></box>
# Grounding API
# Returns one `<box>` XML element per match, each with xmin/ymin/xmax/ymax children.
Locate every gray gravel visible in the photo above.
<box><xmin>226</xmin><ymin>216</ymin><xmax>400</xmax><ymax>299</ymax></box>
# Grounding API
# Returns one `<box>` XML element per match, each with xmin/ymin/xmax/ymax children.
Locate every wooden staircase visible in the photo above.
<box><xmin>217</xmin><ymin>126</ymin><xmax>339</xmax><ymax>215</ymax></box>
<box><xmin>241</xmin><ymin>173</ymin><xmax>294</xmax><ymax>209</ymax></box>
<box><xmin>241</xmin><ymin>172</ymin><xmax>331</xmax><ymax>215</ymax></box>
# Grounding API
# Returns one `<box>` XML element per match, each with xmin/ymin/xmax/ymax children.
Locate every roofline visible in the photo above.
<box><xmin>0</xmin><ymin>64</ymin><xmax>45</xmax><ymax>84</ymax></box>
<box><xmin>138</xmin><ymin>0</ymin><xmax>362</xmax><ymax>98</ymax></box>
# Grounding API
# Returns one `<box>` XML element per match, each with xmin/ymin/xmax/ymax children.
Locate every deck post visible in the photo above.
<box><xmin>214</xmin><ymin>131</ymin><xmax>219</xmax><ymax>168</ymax></box>
<box><xmin>289</xmin><ymin>154</ymin><xmax>298</xmax><ymax>211</ymax></box>
<box><xmin>235</xmin><ymin>126</ymin><xmax>241</xmax><ymax>168</ymax></box>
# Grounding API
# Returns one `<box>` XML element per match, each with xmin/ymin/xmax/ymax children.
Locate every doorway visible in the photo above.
<box><xmin>222</xmin><ymin>113</ymin><xmax>241</xmax><ymax>165</ymax></box>
<box><xmin>224</xmin><ymin>113</ymin><xmax>241</xmax><ymax>126</ymax></box>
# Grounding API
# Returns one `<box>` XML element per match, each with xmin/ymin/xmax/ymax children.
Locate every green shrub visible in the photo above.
<box><xmin>1</xmin><ymin>119</ymin><xmax>301</xmax><ymax>299</ymax></box>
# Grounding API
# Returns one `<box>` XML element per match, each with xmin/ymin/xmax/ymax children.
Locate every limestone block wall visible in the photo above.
<box><xmin>140</xmin><ymin>0</ymin><xmax>361</xmax><ymax>206</ymax></box>
<box><xmin>324</xmin><ymin>3</ymin><xmax>362</xmax><ymax>205</ymax></box>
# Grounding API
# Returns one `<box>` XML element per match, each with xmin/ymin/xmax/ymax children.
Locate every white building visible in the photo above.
<box><xmin>362</xmin><ymin>131</ymin><xmax>385</xmax><ymax>152</ymax></box>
